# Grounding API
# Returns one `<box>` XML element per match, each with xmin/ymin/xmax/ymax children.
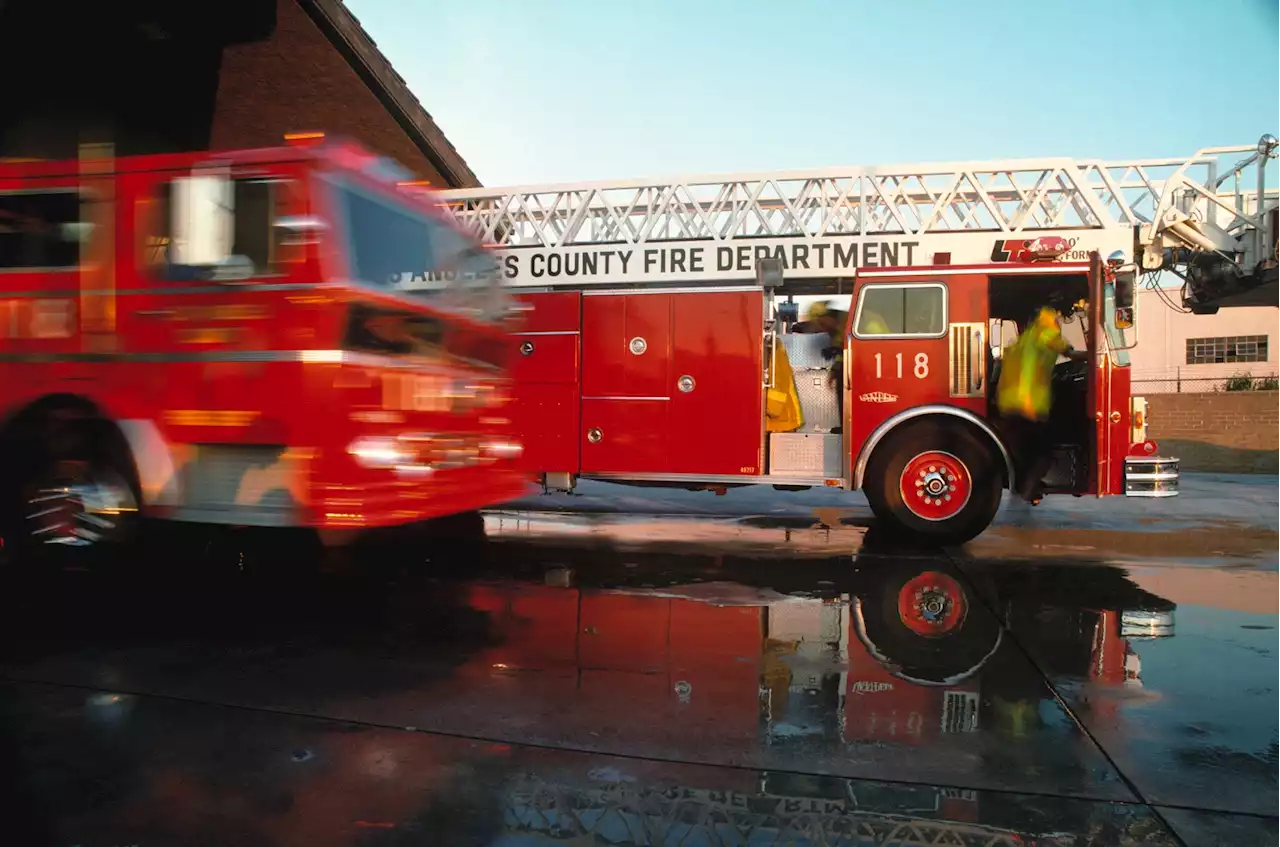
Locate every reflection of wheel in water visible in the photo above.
<box><xmin>896</xmin><ymin>570</ymin><xmax>967</xmax><ymax>637</ymax></box>
<box><xmin>855</xmin><ymin>564</ymin><xmax>1002</xmax><ymax>686</ymax></box>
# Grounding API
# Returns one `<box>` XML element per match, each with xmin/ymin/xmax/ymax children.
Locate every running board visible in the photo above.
<box><xmin>1123</xmin><ymin>456</ymin><xmax>1180</xmax><ymax>498</ymax></box>
<box><xmin>582</xmin><ymin>472</ymin><xmax>846</xmax><ymax>488</ymax></box>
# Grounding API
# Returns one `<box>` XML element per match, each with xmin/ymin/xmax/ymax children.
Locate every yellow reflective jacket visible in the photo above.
<box><xmin>996</xmin><ymin>319</ymin><xmax>1071</xmax><ymax>422</ymax></box>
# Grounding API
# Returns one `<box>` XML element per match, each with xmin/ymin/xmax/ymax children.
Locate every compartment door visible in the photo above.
<box><xmin>580</xmin><ymin>293</ymin><xmax>673</xmax><ymax>473</ymax></box>
<box><xmin>511</xmin><ymin>291</ymin><xmax>582</xmax><ymax>474</ymax></box>
<box><xmin>669</xmin><ymin>290</ymin><xmax>765</xmax><ymax>475</ymax></box>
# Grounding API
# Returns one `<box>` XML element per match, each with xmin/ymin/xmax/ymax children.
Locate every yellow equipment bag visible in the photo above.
<box><xmin>766</xmin><ymin>338</ymin><xmax>804</xmax><ymax>433</ymax></box>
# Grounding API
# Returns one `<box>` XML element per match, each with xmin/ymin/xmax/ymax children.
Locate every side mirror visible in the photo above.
<box><xmin>756</xmin><ymin>257</ymin><xmax>784</xmax><ymax>290</ymax></box>
<box><xmin>274</xmin><ymin>214</ymin><xmax>327</xmax><ymax>246</ymax></box>
<box><xmin>1114</xmin><ymin>268</ymin><xmax>1136</xmax><ymax>330</ymax></box>
<box><xmin>170</xmin><ymin>174</ymin><xmax>235</xmax><ymax>266</ymax></box>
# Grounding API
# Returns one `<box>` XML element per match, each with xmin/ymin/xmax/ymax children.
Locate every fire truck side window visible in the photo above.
<box><xmin>144</xmin><ymin>178</ymin><xmax>285</xmax><ymax>278</ymax></box>
<box><xmin>853</xmin><ymin>283</ymin><xmax>947</xmax><ymax>337</ymax></box>
<box><xmin>0</xmin><ymin>190</ymin><xmax>86</xmax><ymax>270</ymax></box>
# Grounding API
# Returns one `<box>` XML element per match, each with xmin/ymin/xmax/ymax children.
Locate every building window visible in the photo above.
<box><xmin>853</xmin><ymin>283</ymin><xmax>948</xmax><ymax>338</ymax></box>
<box><xmin>1185</xmin><ymin>335</ymin><xmax>1269</xmax><ymax>365</ymax></box>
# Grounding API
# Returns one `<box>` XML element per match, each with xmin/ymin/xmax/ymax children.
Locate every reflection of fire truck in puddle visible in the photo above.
<box><xmin>454</xmin><ymin>556</ymin><xmax>1177</xmax><ymax>832</ymax></box>
<box><xmin>71</xmin><ymin>558</ymin><xmax>1178</xmax><ymax>845</ymax></box>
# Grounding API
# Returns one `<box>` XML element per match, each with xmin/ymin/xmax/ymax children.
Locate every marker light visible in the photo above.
<box><xmin>284</xmin><ymin>131</ymin><xmax>326</xmax><ymax>147</ymax></box>
<box><xmin>1024</xmin><ymin>236</ymin><xmax>1071</xmax><ymax>261</ymax></box>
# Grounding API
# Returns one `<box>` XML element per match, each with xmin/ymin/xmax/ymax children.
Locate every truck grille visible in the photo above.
<box><xmin>949</xmin><ymin>322</ymin><xmax>986</xmax><ymax>398</ymax></box>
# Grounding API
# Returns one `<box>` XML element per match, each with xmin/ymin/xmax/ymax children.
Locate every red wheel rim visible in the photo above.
<box><xmin>897</xmin><ymin>571</ymin><xmax>968</xmax><ymax>637</ymax></box>
<box><xmin>899</xmin><ymin>450</ymin><xmax>972</xmax><ymax>522</ymax></box>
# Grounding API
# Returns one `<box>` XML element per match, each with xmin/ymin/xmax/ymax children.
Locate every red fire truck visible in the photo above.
<box><xmin>437</xmin><ymin>136</ymin><xmax>1278</xmax><ymax>543</ymax></box>
<box><xmin>0</xmin><ymin>135</ymin><xmax>528</xmax><ymax>561</ymax></box>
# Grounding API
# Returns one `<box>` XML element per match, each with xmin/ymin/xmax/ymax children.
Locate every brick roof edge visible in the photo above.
<box><xmin>298</xmin><ymin>0</ymin><xmax>481</xmax><ymax>188</ymax></box>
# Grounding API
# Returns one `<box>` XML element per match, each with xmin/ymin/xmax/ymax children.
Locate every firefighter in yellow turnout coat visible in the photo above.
<box><xmin>997</xmin><ymin>307</ymin><xmax>1088</xmax><ymax>503</ymax></box>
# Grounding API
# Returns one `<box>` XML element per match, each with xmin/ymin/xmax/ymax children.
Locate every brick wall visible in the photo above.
<box><xmin>1147</xmin><ymin>391</ymin><xmax>1278</xmax><ymax>474</ymax></box>
<box><xmin>209</xmin><ymin>0</ymin><xmax>449</xmax><ymax>185</ymax></box>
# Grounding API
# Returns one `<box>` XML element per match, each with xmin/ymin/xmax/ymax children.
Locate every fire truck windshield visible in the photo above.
<box><xmin>331</xmin><ymin>177</ymin><xmax>502</xmax><ymax>320</ymax></box>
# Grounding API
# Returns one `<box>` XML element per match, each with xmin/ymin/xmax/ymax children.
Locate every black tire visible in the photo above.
<box><xmin>863</xmin><ymin>420</ymin><xmax>1003</xmax><ymax>546</ymax></box>
<box><xmin>0</xmin><ymin>412</ymin><xmax>141</xmax><ymax>574</ymax></box>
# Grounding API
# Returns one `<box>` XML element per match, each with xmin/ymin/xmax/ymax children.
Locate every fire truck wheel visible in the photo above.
<box><xmin>0</xmin><ymin>412</ymin><xmax>141</xmax><ymax>571</ymax></box>
<box><xmin>864</xmin><ymin>421</ymin><xmax>1002</xmax><ymax>546</ymax></box>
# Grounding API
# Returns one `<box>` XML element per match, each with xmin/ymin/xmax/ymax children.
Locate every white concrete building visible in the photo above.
<box><xmin>1129</xmin><ymin>288</ymin><xmax>1278</xmax><ymax>393</ymax></box>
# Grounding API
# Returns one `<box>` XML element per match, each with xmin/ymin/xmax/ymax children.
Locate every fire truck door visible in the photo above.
<box><xmin>847</xmin><ymin>276</ymin><xmax>987</xmax><ymax>457</ymax></box>
<box><xmin>1086</xmin><ymin>253</ymin><xmax>1110</xmax><ymax>495</ymax></box>
<box><xmin>579</xmin><ymin>290</ymin><xmax>764</xmax><ymax>476</ymax></box>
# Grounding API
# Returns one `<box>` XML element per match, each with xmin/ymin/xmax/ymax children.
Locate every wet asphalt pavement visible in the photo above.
<box><xmin>0</xmin><ymin>473</ymin><xmax>1275</xmax><ymax>846</ymax></box>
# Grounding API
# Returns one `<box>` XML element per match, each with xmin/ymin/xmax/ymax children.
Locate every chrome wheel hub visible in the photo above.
<box><xmin>26</xmin><ymin>471</ymin><xmax>137</xmax><ymax>548</ymax></box>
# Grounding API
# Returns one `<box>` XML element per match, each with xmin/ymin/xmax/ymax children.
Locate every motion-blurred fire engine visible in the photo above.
<box><xmin>0</xmin><ymin>135</ymin><xmax>528</xmax><ymax>562</ymax></box>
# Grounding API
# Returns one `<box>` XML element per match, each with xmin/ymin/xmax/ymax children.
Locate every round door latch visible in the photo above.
<box><xmin>587</xmin><ymin>427</ymin><xmax>603</xmax><ymax>444</ymax></box>
<box><xmin>519</xmin><ymin>341</ymin><xmax>535</xmax><ymax>356</ymax></box>
<box><xmin>677</xmin><ymin>375</ymin><xmax>696</xmax><ymax>393</ymax></box>
<box><xmin>1110</xmin><ymin>411</ymin><xmax>1122</xmax><ymax>423</ymax></box>
<box><xmin>629</xmin><ymin>337</ymin><xmax>647</xmax><ymax>355</ymax></box>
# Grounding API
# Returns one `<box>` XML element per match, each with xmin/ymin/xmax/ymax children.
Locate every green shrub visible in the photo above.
<box><xmin>1224</xmin><ymin>373</ymin><xmax>1255</xmax><ymax>391</ymax></box>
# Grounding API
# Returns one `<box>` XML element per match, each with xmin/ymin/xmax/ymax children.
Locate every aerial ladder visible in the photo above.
<box><xmin>436</xmin><ymin>134</ymin><xmax>1278</xmax><ymax>312</ymax></box>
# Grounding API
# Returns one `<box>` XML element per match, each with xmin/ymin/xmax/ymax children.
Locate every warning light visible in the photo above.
<box><xmin>1134</xmin><ymin>411</ymin><xmax>1144</xmax><ymax>428</ymax></box>
<box><xmin>397</xmin><ymin>179</ymin><xmax>432</xmax><ymax>188</ymax></box>
<box><xmin>284</xmin><ymin>131</ymin><xmax>326</xmax><ymax>147</ymax></box>
<box><xmin>932</xmin><ymin>252</ymin><xmax>952</xmax><ymax>265</ymax></box>
<box><xmin>1024</xmin><ymin>236</ymin><xmax>1071</xmax><ymax>261</ymax></box>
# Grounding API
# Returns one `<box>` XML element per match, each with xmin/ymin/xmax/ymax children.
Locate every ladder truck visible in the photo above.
<box><xmin>432</xmin><ymin>135</ymin><xmax>1278</xmax><ymax>544</ymax></box>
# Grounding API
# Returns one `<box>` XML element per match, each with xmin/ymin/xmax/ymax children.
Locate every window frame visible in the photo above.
<box><xmin>322</xmin><ymin>171</ymin><xmax>506</xmax><ymax>323</ymax></box>
<box><xmin>1184</xmin><ymin>334</ymin><xmax>1269</xmax><ymax>366</ymax></box>
<box><xmin>138</xmin><ymin>175</ymin><xmax>294</xmax><ymax>282</ymax></box>
<box><xmin>851</xmin><ymin>281</ymin><xmax>949</xmax><ymax>340</ymax></box>
<box><xmin>0</xmin><ymin>187</ymin><xmax>92</xmax><ymax>273</ymax></box>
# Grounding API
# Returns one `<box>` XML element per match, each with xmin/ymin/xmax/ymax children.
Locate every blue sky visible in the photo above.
<box><xmin>346</xmin><ymin>0</ymin><xmax>1278</xmax><ymax>186</ymax></box>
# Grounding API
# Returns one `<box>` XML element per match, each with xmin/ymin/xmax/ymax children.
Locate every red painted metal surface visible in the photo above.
<box><xmin>1105</xmin><ymin>363</ymin><xmax>1133</xmax><ymax>496</ymax></box>
<box><xmin>846</xmin><ymin>272</ymin><xmax>987</xmax><ymax>466</ymax></box>
<box><xmin>516</xmin><ymin>290</ymin><xmax>581</xmax><ymax>334</ymax></box>
<box><xmin>579</xmin><ymin>398</ymin><xmax>670</xmax><ymax>473</ymax></box>
<box><xmin>511</xmin><ymin>292</ymin><xmax>582</xmax><ymax>474</ymax></box>
<box><xmin>578</xmin><ymin>290</ymin><xmax>764</xmax><ymax>476</ymax></box>
<box><xmin>581</xmin><ymin>293</ymin><xmax>672</xmax><ymax>398</ymax></box>
<box><xmin>669</xmin><ymin>291</ymin><xmax>765</xmax><ymax>475</ymax></box>
<box><xmin>0</xmin><ymin>140</ymin><xmax>530</xmax><ymax>532</ymax></box>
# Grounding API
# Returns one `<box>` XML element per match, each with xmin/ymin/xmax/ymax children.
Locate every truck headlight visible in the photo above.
<box><xmin>347</xmin><ymin>436</ymin><xmax>414</xmax><ymax>470</ymax></box>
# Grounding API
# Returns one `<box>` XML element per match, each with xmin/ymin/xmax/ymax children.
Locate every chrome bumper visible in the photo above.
<box><xmin>1124</xmin><ymin>455</ymin><xmax>1180</xmax><ymax>498</ymax></box>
